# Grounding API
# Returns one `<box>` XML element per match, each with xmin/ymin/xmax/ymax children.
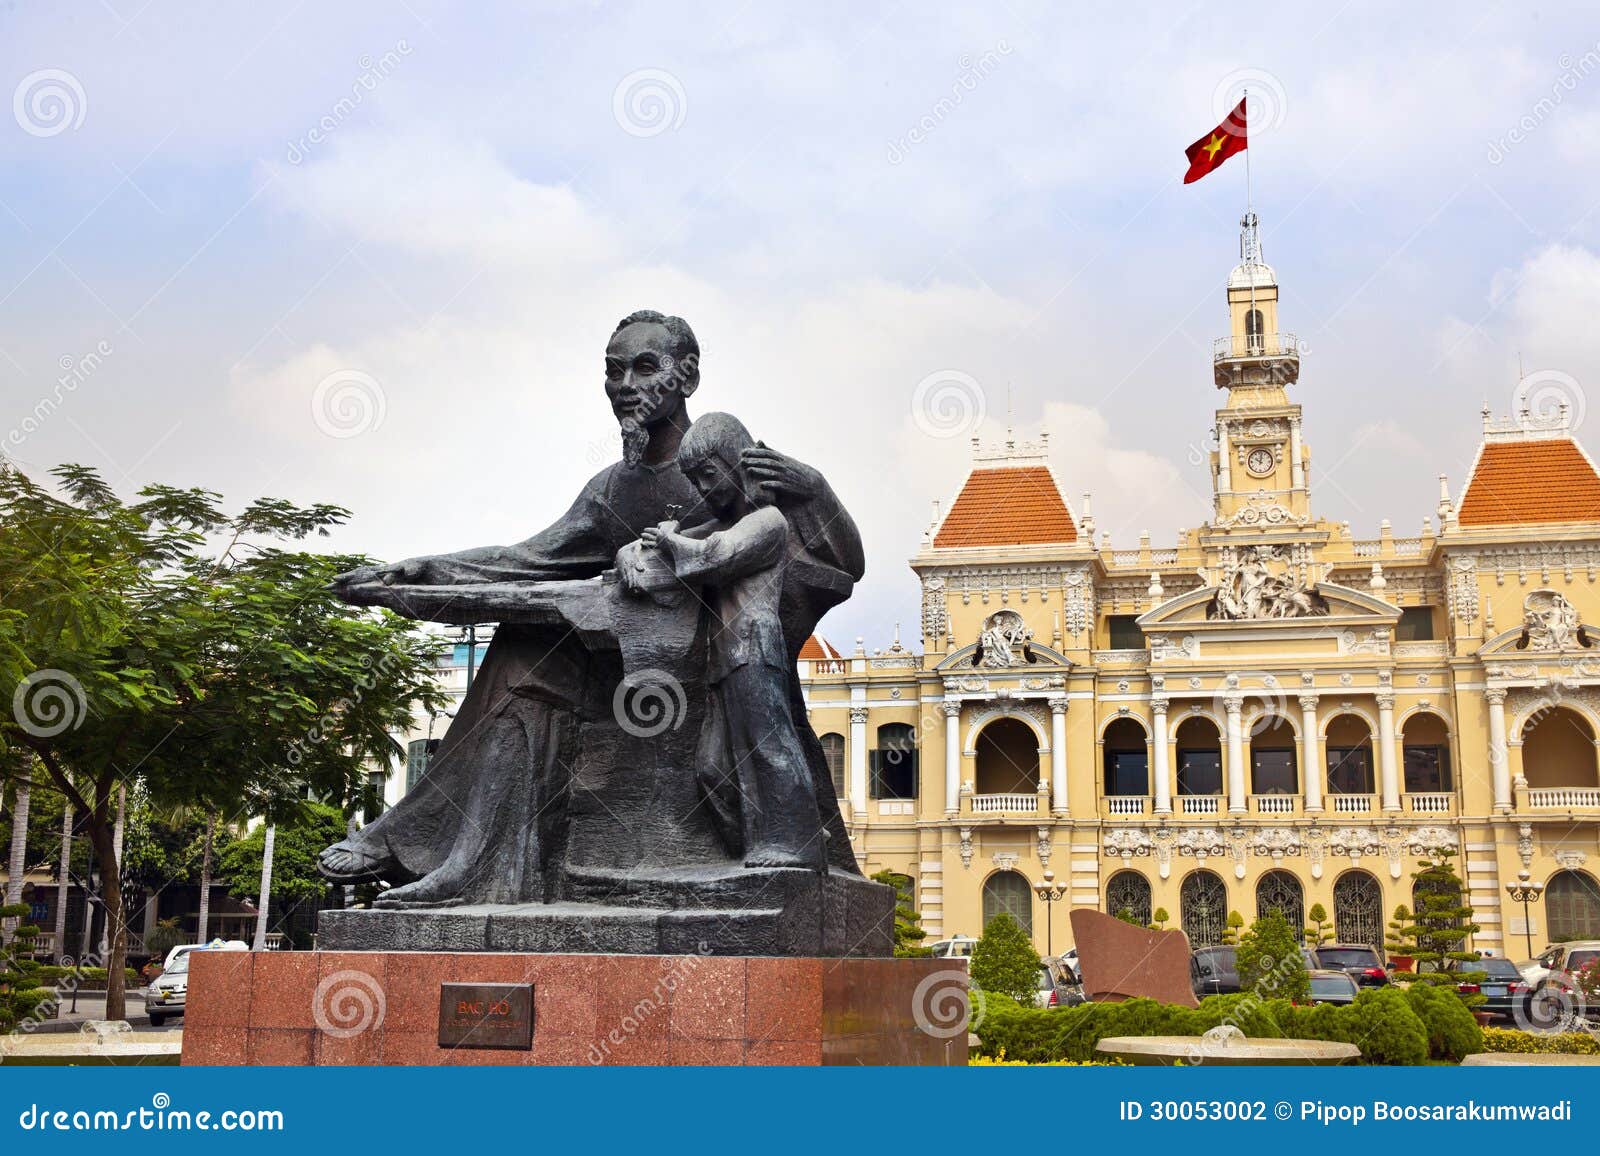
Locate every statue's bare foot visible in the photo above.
<box><xmin>372</xmin><ymin>871</ymin><xmax>473</xmax><ymax>909</ymax></box>
<box><xmin>318</xmin><ymin>840</ymin><xmax>395</xmax><ymax>884</ymax></box>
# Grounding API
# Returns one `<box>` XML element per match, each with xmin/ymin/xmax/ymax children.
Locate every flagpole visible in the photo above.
<box><xmin>1243</xmin><ymin>87</ymin><xmax>1252</xmax><ymax>212</ymax></box>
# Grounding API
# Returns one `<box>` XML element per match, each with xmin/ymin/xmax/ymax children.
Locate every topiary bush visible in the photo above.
<box><xmin>1404</xmin><ymin>980</ymin><xmax>1484</xmax><ymax>1061</ymax></box>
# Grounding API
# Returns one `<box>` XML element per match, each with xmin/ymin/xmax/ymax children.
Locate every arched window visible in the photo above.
<box><xmin>1249</xmin><ymin>715</ymin><xmax>1297</xmax><ymax>795</ymax></box>
<box><xmin>982</xmin><ymin>870</ymin><xmax>1033</xmax><ymax>937</ymax></box>
<box><xmin>1333</xmin><ymin>870</ymin><xmax>1383</xmax><ymax>950</ymax></box>
<box><xmin>974</xmin><ymin>718</ymin><xmax>1039</xmax><ymax>796</ymax></box>
<box><xmin>818</xmin><ymin>732</ymin><xmax>846</xmax><ymax>797</ymax></box>
<box><xmin>871</xmin><ymin>723</ymin><xmax>918</xmax><ymax>799</ymax></box>
<box><xmin>1102</xmin><ymin>718</ymin><xmax>1149</xmax><ymax>797</ymax></box>
<box><xmin>1546</xmin><ymin>870</ymin><xmax>1600</xmax><ymax>942</ymax></box>
<box><xmin>1256</xmin><ymin>870</ymin><xmax>1304</xmax><ymax>938</ymax></box>
<box><xmin>1181</xmin><ymin>870</ymin><xmax>1228</xmax><ymax>946</ymax></box>
<box><xmin>1175</xmin><ymin>717</ymin><xmax>1223</xmax><ymax>797</ymax></box>
<box><xmin>1521</xmin><ymin>707</ymin><xmax>1599</xmax><ymax>789</ymax></box>
<box><xmin>1106</xmin><ymin>870</ymin><xmax>1152</xmax><ymax>928</ymax></box>
<box><xmin>1325</xmin><ymin>715</ymin><xmax>1375</xmax><ymax>795</ymax></box>
<box><xmin>1401</xmin><ymin>712</ymin><xmax>1452</xmax><ymax>793</ymax></box>
<box><xmin>1245</xmin><ymin>308</ymin><xmax>1265</xmax><ymax>353</ymax></box>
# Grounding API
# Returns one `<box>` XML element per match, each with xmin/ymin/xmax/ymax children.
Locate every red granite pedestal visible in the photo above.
<box><xmin>180</xmin><ymin>951</ymin><xmax>968</xmax><ymax>1066</ymax></box>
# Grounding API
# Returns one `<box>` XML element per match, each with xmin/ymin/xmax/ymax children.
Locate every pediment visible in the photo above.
<box><xmin>1136</xmin><ymin>582</ymin><xmax>1401</xmax><ymax>629</ymax></box>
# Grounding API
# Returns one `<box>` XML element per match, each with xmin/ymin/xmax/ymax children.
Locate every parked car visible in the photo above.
<box><xmin>1519</xmin><ymin>941</ymin><xmax>1600</xmax><ymax>1024</ymax></box>
<box><xmin>1458</xmin><ymin>957</ymin><xmax>1529</xmax><ymax>1021</ymax></box>
<box><xmin>1519</xmin><ymin>941</ymin><xmax>1600</xmax><ymax>991</ymax></box>
<box><xmin>927</xmin><ymin>936</ymin><xmax>977</xmax><ymax>960</ymax></box>
<box><xmin>145</xmin><ymin>953</ymin><xmax>190</xmax><ymax>1027</ymax></box>
<box><xmin>1041</xmin><ymin>956</ymin><xmax>1085</xmax><ymax>1006</ymax></box>
<box><xmin>1309</xmin><ymin>944</ymin><xmax>1389</xmax><ymax>987</ymax></box>
<box><xmin>1307</xmin><ymin>969</ymin><xmax>1360</xmax><ymax>1006</ymax></box>
<box><xmin>1191</xmin><ymin>946</ymin><xmax>1241</xmax><ymax>997</ymax></box>
<box><xmin>161</xmin><ymin>938</ymin><xmax>249</xmax><ymax>972</ymax></box>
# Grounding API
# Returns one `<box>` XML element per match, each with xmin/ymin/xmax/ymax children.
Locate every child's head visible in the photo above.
<box><xmin>678</xmin><ymin>412</ymin><xmax>759</xmax><ymax>512</ymax></box>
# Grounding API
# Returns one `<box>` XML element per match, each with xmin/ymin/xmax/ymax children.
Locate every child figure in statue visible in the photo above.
<box><xmin>638</xmin><ymin>412</ymin><xmax>824</xmax><ymax>871</ymax></box>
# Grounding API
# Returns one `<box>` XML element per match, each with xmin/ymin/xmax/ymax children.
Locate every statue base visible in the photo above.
<box><xmin>179</xmin><ymin>949</ymin><xmax>967</xmax><ymax>1066</ymax></box>
<box><xmin>316</xmin><ymin>867</ymin><xmax>893</xmax><ymax>958</ymax></box>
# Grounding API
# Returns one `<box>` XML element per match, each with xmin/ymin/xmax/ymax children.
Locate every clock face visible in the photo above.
<box><xmin>1246</xmin><ymin>447</ymin><xmax>1275</xmax><ymax>476</ymax></box>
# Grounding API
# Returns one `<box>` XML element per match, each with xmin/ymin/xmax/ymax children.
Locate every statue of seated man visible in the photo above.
<box><xmin>635</xmin><ymin>412</ymin><xmax>824</xmax><ymax>871</ymax></box>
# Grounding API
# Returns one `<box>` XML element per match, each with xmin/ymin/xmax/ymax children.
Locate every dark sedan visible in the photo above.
<box><xmin>1307</xmin><ymin>969</ymin><xmax>1360</xmax><ymax>1006</ymax></box>
<box><xmin>1459</xmin><ymin>957</ymin><xmax>1528</xmax><ymax>1021</ymax></box>
<box><xmin>1191</xmin><ymin>946</ymin><xmax>1241</xmax><ymax>997</ymax></box>
<box><xmin>1310</xmin><ymin>944</ymin><xmax>1390</xmax><ymax>987</ymax></box>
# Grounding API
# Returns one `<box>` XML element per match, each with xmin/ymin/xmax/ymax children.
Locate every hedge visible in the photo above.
<box><xmin>1480</xmin><ymin>1027</ymin><xmax>1600</xmax><ymax>1055</ymax></box>
<box><xmin>974</xmin><ymin>984</ymin><xmax>1481</xmax><ymax>1066</ymax></box>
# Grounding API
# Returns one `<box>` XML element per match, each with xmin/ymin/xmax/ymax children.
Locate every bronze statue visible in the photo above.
<box><xmin>316</xmin><ymin>311</ymin><xmax>890</xmax><ymax>956</ymax></box>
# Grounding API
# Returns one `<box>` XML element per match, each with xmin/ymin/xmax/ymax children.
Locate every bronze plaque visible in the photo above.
<box><xmin>437</xmin><ymin>983</ymin><xmax>535</xmax><ymax>1050</ymax></box>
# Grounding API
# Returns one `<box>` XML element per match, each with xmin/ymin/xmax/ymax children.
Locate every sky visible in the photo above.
<box><xmin>4</xmin><ymin>2</ymin><xmax>1600</xmax><ymax>647</ymax></box>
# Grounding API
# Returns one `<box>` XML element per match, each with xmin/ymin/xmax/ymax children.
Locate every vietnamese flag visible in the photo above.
<box><xmin>1183</xmin><ymin>98</ymin><xmax>1248</xmax><ymax>184</ymax></box>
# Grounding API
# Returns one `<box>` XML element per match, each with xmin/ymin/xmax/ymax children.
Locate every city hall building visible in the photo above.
<box><xmin>799</xmin><ymin>213</ymin><xmax>1600</xmax><ymax>957</ymax></box>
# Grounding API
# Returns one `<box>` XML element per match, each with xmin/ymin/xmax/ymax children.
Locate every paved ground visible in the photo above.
<box><xmin>27</xmin><ymin>990</ymin><xmax>182</xmax><ymax>1034</ymax></box>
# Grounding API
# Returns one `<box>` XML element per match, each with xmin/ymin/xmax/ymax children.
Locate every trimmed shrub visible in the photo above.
<box><xmin>976</xmin><ymin>985</ymin><xmax>1434</xmax><ymax>1065</ymax></box>
<box><xmin>969</xmin><ymin>913</ymin><xmax>1041</xmax><ymax>1006</ymax></box>
<box><xmin>1481</xmin><ymin>1027</ymin><xmax>1600</xmax><ymax>1055</ymax></box>
<box><xmin>1404</xmin><ymin>981</ymin><xmax>1483</xmax><ymax>1061</ymax></box>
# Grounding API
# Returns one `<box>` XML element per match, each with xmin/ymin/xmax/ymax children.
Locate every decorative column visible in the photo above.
<box><xmin>1151</xmin><ymin>697</ymin><xmax>1172</xmax><ymax>814</ymax></box>
<box><xmin>1299</xmin><ymin>694</ymin><xmax>1322</xmax><ymax>812</ymax></box>
<box><xmin>1048</xmin><ymin>696</ymin><xmax>1069</xmax><ymax>816</ymax></box>
<box><xmin>1377</xmin><ymin>692</ymin><xmax>1400</xmax><ymax>811</ymax></box>
<box><xmin>1217</xmin><ymin>420</ymin><xmax>1232</xmax><ymax>491</ymax></box>
<box><xmin>1289</xmin><ymin>415</ymin><xmax>1306</xmax><ymax>490</ymax></box>
<box><xmin>1486</xmin><ymin>688</ymin><xmax>1512</xmax><ymax>813</ymax></box>
<box><xmin>941</xmin><ymin>700</ymin><xmax>962</xmax><ymax>816</ymax></box>
<box><xmin>1224</xmin><ymin>696</ymin><xmax>1247</xmax><ymax>813</ymax></box>
<box><xmin>849</xmin><ymin>706</ymin><xmax>869</xmax><ymax>814</ymax></box>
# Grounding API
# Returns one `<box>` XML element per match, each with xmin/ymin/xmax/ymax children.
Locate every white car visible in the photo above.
<box><xmin>1519</xmin><ymin>941</ymin><xmax>1600</xmax><ymax>992</ymax></box>
<box><xmin>161</xmin><ymin>938</ymin><xmax>248</xmax><ymax>971</ymax></box>
<box><xmin>145</xmin><ymin>953</ymin><xmax>190</xmax><ymax>1026</ymax></box>
<box><xmin>927</xmin><ymin>936</ymin><xmax>977</xmax><ymax>959</ymax></box>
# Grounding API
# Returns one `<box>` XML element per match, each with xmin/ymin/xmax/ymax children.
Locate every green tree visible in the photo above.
<box><xmin>969</xmin><ymin>912</ymin><xmax>1041</xmax><ymax>1005</ymax></box>
<box><xmin>219</xmin><ymin>804</ymin><xmax>346</xmax><ymax>908</ymax></box>
<box><xmin>1149</xmin><ymin>907</ymin><xmax>1170</xmax><ymax>931</ymax></box>
<box><xmin>1221</xmin><ymin>909</ymin><xmax>1245</xmax><ymax>946</ymax></box>
<box><xmin>1388</xmin><ymin>853</ymin><xmax>1481</xmax><ymax>981</ymax></box>
<box><xmin>1305</xmin><ymin>902</ymin><xmax>1332</xmax><ymax>946</ymax></box>
<box><xmin>1236</xmin><ymin>909</ymin><xmax>1310</xmax><ymax>1001</ymax></box>
<box><xmin>871</xmin><ymin>869</ymin><xmax>931</xmax><ymax>957</ymax></box>
<box><xmin>1113</xmin><ymin>907</ymin><xmax>1140</xmax><ymax>925</ymax></box>
<box><xmin>0</xmin><ymin>465</ymin><xmax>447</xmax><ymax>1019</ymax></box>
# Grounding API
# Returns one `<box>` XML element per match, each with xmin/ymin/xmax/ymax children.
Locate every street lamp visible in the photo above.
<box><xmin>1034</xmin><ymin>869</ymin><xmax>1065</xmax><ymax>957</ymax></box>
<box><xmin>1505</xmin><ymin>870</ymin><xmax>1545</xmax><ymax>959</ymax></box>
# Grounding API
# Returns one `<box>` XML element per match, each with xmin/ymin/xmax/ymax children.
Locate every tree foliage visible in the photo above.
<box><xmin>1236</xmin><ymin>908</ymin><xmax>1310</xmax><ymax>1002</ymax></box>
<box><xmin>0</xmin><ymin>464</ymin><xmax>447</xmax><ymax>1018</ymax></box>
<box><xmin>871</xmin><ymin>869</ymin><xmax>930</xmax><ymax>958</ymax></box>
<box><xmin>1305</xmin><ymin>902</ymin><xmax>1332</xmax><ymax>946</ymax></box>
<box><xmin>218</xmin><ymin>803</ymin><xmax>347</xmax><ymax>907</ymax></box>
<box><xmin>1387</xmin><ymin>853</ymin><xmax>1480</xmax><ymax>978</ymax></box>
<box><xmin>970</xmin><ymin>912</ymin><xmax>1041</xmax><ymax>1005</ymax></box>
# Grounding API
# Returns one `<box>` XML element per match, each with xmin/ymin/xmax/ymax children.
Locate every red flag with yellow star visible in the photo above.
<box><xmin>1184</xmin><ymin>98</ymin><xmax>1247</xmax><ymax>184</ymax></box>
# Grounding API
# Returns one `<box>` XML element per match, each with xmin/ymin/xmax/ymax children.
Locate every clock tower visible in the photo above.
<box><xmin>1207</xmin><ymin>211</ymin><xmax>1311</xmax><ymax>530</ymax></box>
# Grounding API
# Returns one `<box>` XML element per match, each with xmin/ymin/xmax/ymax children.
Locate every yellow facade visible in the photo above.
<box><xmin>801</xmin><ymin>214</ymin><xmax>1600</xmax><ymax>959</ymax></box>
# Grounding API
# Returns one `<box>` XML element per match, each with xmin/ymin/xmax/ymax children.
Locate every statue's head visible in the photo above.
<box><xmin>678</xmin><ymin>411</ymin><xmax>759</xmax><ymax>516</ymax></box>
<box><xmin>606</xmin><ymin>310</ymin><xmax>700</xmax><ymax>466</ymax></box>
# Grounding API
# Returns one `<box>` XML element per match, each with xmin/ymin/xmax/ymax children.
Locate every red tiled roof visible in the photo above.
<box><xmin>932</xmin><ymin>466</ymin><xmax>1077</xmax><ymax>548</ymax></box>
<box><xmin>798</xmin><ymin>635</ymin><xmax>843</xmax><ymax>660</ymax></box>
<box><xmin>1457</xmin><ymin>439</ymin><xmax>1600</xmax><ymax>527</ymax></box>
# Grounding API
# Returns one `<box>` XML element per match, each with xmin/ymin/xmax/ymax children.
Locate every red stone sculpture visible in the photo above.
<box><xmin>1069</xmin><ymin>908</ymin><xmax>1198</xmax><ymax>1008</ymax></box>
